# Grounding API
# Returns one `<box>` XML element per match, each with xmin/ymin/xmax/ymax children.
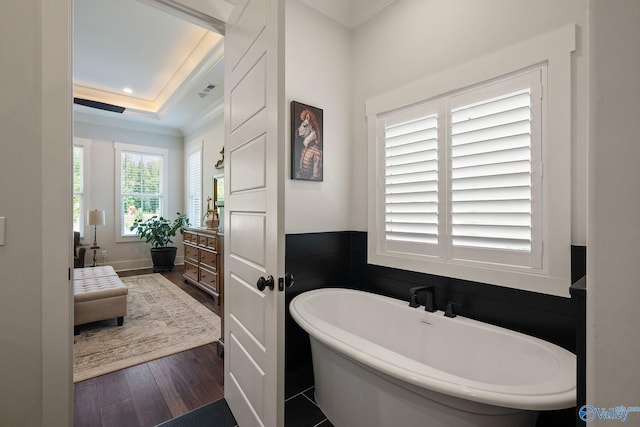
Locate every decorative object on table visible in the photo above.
<box><xmin>291</xmin><ymin>101</ymin><xmax>323</xmax><ymax>181</ymax></box>
<box><xmin>214</xmin><ymin>146</ymin><xmax>224</xmax><ymax>169</ymax></box>
<box><xmin>129</xmin><ymin>213</ymin><xmax>190</xmax><ymax>272</ymax></box>
<box><xmin>73</xmin><ymin>273</ymin><xmax>221</xmax><ymax>382</ymax></box>
<box><xmin>87</xmin><ymin>209</ymin><xmax>105</xmax><ymax>267</ymax></box>
<box><xmin>203</xmin><ymin>197</ymin><xmax>219</xmax><ymax>229</ymax></box>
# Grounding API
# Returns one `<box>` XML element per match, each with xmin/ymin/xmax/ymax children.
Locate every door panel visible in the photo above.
<box><xmin>230</xmin><ymin>56</ymin><xmax>267</xmax><ymax>131</ymax></box>
<box><xmin>229</xmin><ymin>212</ymin><xmax>266</xmax><ymax>269</ymax></box>
<box><xmin>230</xmin><ymin>134</ymin><xmax>267</xmax><ymax>191</ymax></box>
<box><xmin>226</xmin><ymin>0</ymin><xmax>266</xmax><ymax>71</ymax></box>
<box><xmin>224</xmin><ymin>0</ymin><xmax>284</xmax><ymax>425</ymax></box>
<box><xmin>228</xmin><ymin>331</ymin><xmax>266</xmax><ymax>413</ymax></box>
<box><xmin>228</xmin><ymin>272</ymin><xmax>267</xmax><ymax>345</ymax></box>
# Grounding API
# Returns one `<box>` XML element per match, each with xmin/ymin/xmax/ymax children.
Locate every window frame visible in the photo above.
<box><xmin>366</xmin><ymin>25</ymin><xmax>576</xmax><ymax>297</ymax></box>
<box><xmin>114</xmin><ymin>142</ymin><xmax>169</xmax><ymax>242</ymax></box>
<box><xmin>73</xmin><ymin>137</ymin><xmax>91</xmax><ymax>239</ymax></box>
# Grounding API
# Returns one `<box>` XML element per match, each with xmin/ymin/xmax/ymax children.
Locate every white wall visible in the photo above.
<box><xmin>184</xmin><ymin>109</ymin><xmax>225</xmax><ymax>225</ymax></box>
<box><xmin>74</xmin><ymin>120</ymin><xmax>185</xmax><ymax>270</ymax></box>
<box><xmin>0</xmin><ymin>3</ymin><xmax>46</xmax><ymax>424</ymax></box>
<box><xmin>349</xmin><ymin>0</ymin><xmax>588</xmax><ymax>245</ymax></box>
<box><xmin>0</xmin><ymin>0</ymin><xmax>72</xmax><ymax>424</ymax></box>
<box><xmin>587</xmin><ymin>0</ymin><xmax>640</xmax><ymax>416</ymax></box>
<box><xmin>285</xmin><ymin>0</ymin><xmax>352</xmax><ymax>233</ymax></box>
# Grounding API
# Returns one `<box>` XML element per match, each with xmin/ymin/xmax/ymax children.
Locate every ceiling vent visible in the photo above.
<box><xmin>74</xmin><ymin>98</ymin><xmax>125</xmax><ymax>114</ymax></box>
<box><xmin>198</xmin><ymin>84</ymin><xmax>216</xmax><ymax>99</ymax></box>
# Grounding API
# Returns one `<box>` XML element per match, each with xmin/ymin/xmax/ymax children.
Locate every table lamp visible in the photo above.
<box><xmin>87</xmin><ymin>209</ymin><xmax>105</xmax><ymax>266</ymax></box>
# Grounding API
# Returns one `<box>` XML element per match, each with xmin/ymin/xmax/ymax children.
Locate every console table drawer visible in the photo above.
<box><xmin>200</xmin><ymin>250</ymin><xmax>217</xmax><ymax>270</ymax></box>
<box><xmin>184</xmin><ymin>261</ymin><xmax>198</xmax><ymax>281</ymax></box>
<box><xmin>184</xmin><ymin>244</ymin><xmax>199</xmax><ymax>262</ymax></box>
<box><xmin>205</xmin><ymin>235</ymin><xmax>217</xmax><ymax>249</ymax></box>
<box><xmin>199</xmin><ymin>267</ymin><xmax>217</xmax><ymax>293</ymax></box>
<box><xmin>198</xmin><ymin>234</ymin><xmax>217</xmax><ymax>249</ymax></box>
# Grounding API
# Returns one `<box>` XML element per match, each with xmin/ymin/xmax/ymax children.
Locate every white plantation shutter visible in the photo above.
<box><xmin>377</xmin><ymin>69</ymin><xmax>542</xmax><ymax>268</ymax></box>
<box><xmin>449</xmin><ymin>71</ymin><xmax>542</xmax><ymax>266</ymax></box>
<box><xmin>383</xmin><ymin>102</ymin><xmax>440</xmax><ymax>254</ymax></box>
<box><xmin>188</xmin><ymin>150</ymin><xmax>202</xmax><ymax>227</ymax></box>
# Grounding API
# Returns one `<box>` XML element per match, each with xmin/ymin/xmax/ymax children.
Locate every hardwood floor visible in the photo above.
<box><xmin>74</xmin><ymin>269</ymin><xmax>224</xmax><ymax>427</ymax></box>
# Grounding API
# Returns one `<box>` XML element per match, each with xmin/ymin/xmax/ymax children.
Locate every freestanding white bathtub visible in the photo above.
<box><xmin>289</xmin><ymin>288</ymin><xmax>576</xmax><ymax>427</ymax></box>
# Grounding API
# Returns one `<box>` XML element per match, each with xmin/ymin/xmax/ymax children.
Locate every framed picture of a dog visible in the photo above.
<box><xmin>291</xmin><ymin>101</ymin><xmax>323</xmax><ymax>181</ymax></box>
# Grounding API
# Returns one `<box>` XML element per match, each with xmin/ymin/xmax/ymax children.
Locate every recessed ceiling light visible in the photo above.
<box><xmin>122</xmin><ymin>87</ymin><xmax>133</xmax><ymax>94</ymax></box>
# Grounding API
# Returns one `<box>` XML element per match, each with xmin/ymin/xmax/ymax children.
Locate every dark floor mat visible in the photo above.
<box><xmin>156</xmin><ymin>398</ymin><xmax>237</xmax><ymax>427</ymax></box>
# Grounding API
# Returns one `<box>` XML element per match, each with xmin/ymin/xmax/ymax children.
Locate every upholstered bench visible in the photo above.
<box><xmin>73</xmin><ymin>266</ymin><xmax>128</xmax><ymax>333</ymax></box>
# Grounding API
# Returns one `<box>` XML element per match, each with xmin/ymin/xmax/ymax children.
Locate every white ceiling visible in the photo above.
<box><xmin>73</xmin><ymin>0</ymin><xmax>394</xmax><ymax>135</ymax></box>
<box><xmin>299</xmin><ymin>0</ymin><xmax>395</xmax><ymax>28</ymax></box>
<box><xmin>73</xmin><ymin>0</ymin><xmax>227</xmax><ymax>134</ymax></box>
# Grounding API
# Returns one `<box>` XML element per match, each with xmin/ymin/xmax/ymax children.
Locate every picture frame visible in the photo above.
<box><xmin>213</xmin><ymin>174</ymin><xmax>224</xmax><ymax>231</ymax></box>
<box><xmin>213</xmin><ymin>173</ymin><xmax>224</xmax><ymax>206</ymax></box>
<box><xmin>291</xmin><ymin>101</ymin><xmax>323</xmax><ymax>181</ymax></box>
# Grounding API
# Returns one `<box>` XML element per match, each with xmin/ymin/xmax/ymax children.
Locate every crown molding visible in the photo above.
<box><xmin>74</xmin><ymin>108</ymin><xmax>183</xmax><ymax>137</ymax></box>
<box><xmin>157</xmin><ymin>37</ymin><xmax>225</xmax><ymax>119</ymax></box>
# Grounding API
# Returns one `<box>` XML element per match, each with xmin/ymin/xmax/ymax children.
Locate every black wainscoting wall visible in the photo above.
<box><xmin>285</xmin><ymin>232</ymin><xmax>353</xmax><ymax>398</ymax></box>
<box><xmin>285</xmin><ymin>231</ymin><xmax>586</xmax><ymax>424</ymax></box>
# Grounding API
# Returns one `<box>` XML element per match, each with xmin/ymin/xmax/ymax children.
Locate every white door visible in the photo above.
<box><xmin>223</xmin><ymin>0</ymin><xmax>285</xmax><ymax>426</ymax></box>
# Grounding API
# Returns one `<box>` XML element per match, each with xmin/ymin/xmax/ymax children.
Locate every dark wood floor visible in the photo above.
<box><xmin>74</xmin><ymin>269</ymin><xmax>224</xmax><ymax>427</ymax></box>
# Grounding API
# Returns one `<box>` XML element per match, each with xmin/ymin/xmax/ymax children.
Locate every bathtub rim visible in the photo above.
<box><xmin>289</xmin><ymin>287</ymin><xmax>577</xmax><ymax>411</ymax></box>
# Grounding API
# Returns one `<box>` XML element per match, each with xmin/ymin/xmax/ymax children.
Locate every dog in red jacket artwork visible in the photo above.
<box><xmin>292</xmin><ymin>102</ymin><xmax>323</xmax><ymax>181</ymax></box>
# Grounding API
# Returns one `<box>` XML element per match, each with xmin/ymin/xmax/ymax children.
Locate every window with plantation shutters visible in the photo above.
<box><xmin>449</xmin><ymin>71</ymin><xmax>542</xmax><ymax>267</ymax></box>
<box><xmin>384</xmin><ymin>102</ymin><xmax>441</xmax><ymax>255</ymax></box>
<box><xmin>368</xmin><ymin>27</ymin><xmax>575</xmax><ymax>295</ymax></box>
<box><xmin>375</xmin><ymin>68</ymin><xmax>543</xmax><ymax>269</ymax></box>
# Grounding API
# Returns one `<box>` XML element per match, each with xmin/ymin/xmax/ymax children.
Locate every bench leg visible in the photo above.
<box><xmin>116</xmin><ymin>316</ymin><xmax>124</xmax><ymax>326</ymax></box>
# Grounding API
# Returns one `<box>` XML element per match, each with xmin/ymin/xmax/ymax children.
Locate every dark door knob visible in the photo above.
<box><xmin>257</xmin><ymin>275</ymin><xmax>275</xmax><ymax>292</ymax></box>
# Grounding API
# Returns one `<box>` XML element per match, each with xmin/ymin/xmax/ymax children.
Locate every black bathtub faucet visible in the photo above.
<box><xmin>408</xmin><ymin>286</ymin><xmax>437</xmax><ymax>312</ymax></box>
<box><xmin>445</xmin><ymin>301</ymin><xmax>461</xmax><ymax>318</ymax></box>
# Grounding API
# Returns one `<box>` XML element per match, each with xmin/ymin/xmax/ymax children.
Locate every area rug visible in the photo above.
<box><xmin>73</xmin><ymin>273</ymin><xmax>221</xmax><ymax>383</ymax></box>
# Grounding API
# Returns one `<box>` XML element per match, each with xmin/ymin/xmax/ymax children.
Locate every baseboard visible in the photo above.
<box><xmin>98</xmin><ymin>256</ymin><xmax>185</xmax><ymax>273</ymax></box>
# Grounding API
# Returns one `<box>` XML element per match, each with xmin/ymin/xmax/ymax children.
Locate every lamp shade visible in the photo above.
<box><xmin>87</xmin><ymin>209</ymin><xmax>106</xmax><ymax>226</ymax></box>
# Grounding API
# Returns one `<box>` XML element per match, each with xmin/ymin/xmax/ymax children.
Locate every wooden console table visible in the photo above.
<box><xmin>183</xmin><ymin>227</ymin><xmax>224</xmax><ymax>357</ymax></box>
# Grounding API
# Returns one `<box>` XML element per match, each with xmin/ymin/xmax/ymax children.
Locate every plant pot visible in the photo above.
<box><xmin>150</xmin><ymin>246</ymin><xmax>178</xmax><ymax>273</ymax></box>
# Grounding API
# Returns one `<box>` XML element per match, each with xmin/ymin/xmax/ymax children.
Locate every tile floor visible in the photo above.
<box><xmin>285</xmin><ymin>387</ymin><xmax>334</xmax><ymax>427</ymax></box>
<box><xmin>159</xmin><ymin>387</ymin><xmax>333</xmax><ymax>427</ymax></box>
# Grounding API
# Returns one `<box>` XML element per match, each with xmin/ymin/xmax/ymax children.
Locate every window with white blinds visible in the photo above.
<box><xmin>73</xmin><ymin>138</ymin><xmax>91</xmax><ymax>238</ymax></box>
<box><xmin>114</xmin><ymin>143</ymin><xmax>168</xmax><ymax>240</ymax></box>
<box><xmin>187</xmin><ymin>150</ymin><xmax>202</xmax><ymax>228</ymax></box>
<box><xmin>73</xmin><ymin>145</ymin><xmax>86</xmax><ymax>236</ymax></box>
<box><xmin>378</xmin><ymin>69</ymin><xmax>543</xmax><ymax>269</ymax></box>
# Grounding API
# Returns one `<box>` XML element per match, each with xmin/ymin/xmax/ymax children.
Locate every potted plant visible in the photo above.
<box><xmin>130</xmin><ymin>213</ymin><xmax>190</xmax><ymax>272</ymax></box>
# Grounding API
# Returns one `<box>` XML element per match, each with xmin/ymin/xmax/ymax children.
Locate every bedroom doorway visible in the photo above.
<box><xmin>72</xmin><ymin>1</ymin><xmax>230</xmax><ymax>424</ymax></box>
